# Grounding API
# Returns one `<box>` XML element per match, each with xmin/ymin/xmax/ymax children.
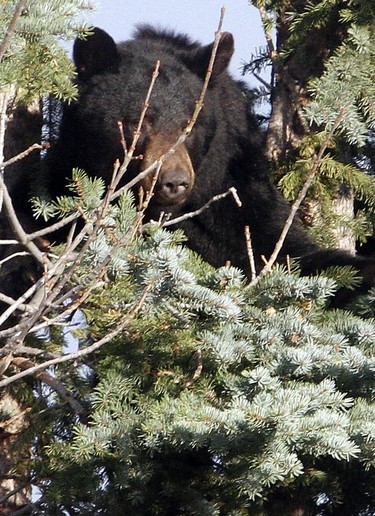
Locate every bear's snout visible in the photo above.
<box><xmin>155</xmin><ymin>168</ymin><xmax>191</xmax><ymax>205</ymax></box>
<box><xmin>140</xmin><ymin>133</ymin><xmax>195</xmax><ymax>207</ymax></box>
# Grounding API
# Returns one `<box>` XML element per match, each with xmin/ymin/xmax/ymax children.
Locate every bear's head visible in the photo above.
<box><xmin>65</xmin><ymin>26</ymin><xmax>238</xmax><ymax>211</ymax></box>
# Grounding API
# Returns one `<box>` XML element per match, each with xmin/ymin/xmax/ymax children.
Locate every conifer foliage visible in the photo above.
<box><xmin>0</xmin><ymin>1</ymin><xmax>375</xmax><ymax>515</ymax></box>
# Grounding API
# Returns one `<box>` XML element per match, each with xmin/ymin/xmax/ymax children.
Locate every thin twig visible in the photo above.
<box><xmin>0</xmin><ymin>477</ymin><xmax>31</xmax><ymax>506</ymax></box>
<box><xmin>0</xmin><ymin>292</ymin><xmax>32</xmax><ymax>313</ymax></box>
<box><xmin>0</xmin><ymin>0</ymin><xmax>26</xmax><ymax>63</ymax></box>
<box><xmin>162</xmin><ymin>187</ymin><xmax>240</xmax><ymax>227</ymax></box>
<box><xmin>0</xmin><ymin>275</ymin><xmax>44</xmax><ymax>329</ymax></box>
<box><xmin>0</xmin><ymin>250</ymin><xmax>30</xmax><ymax>266</ymax></box>
<box><xmin>184</xmin><ymin>6</ymin><xmax>226</xmax><ymax>135</ymax></box>
<box><xmin>27</xmin><ymin>212</ymin><xmax>80</xmax><ymax>240</ymax></box>
<box><xmin>113</xmin><ymin>60</ymin><xmax>160</xmax><ymax>190</ymax></box>
<box><xmin>244</xmin><ymin>226</ymin><xmax>257</xmax><ymax>283</ymax></box>
<box><xmin>0</xmin><ymin>89</ymin><xmax>11</xmax><ymax>212</ymax></box>
<box><xmin>253</xmin><ymin>71</ymin><xmax>272</xmax><ymax>90</ymax></box>
<box><xmin>0</xmin><ymin>239</ymin><xmax>19</xmax><ymax>245</ymax></box>
<box><xmin>0</xmin><ymin>346</ymin><xmax>57</xmax><ymax>359</ymax></box>
<box><xmin>0</xmin><ymin>143</ymin><xmax>44</xmax><ymax>169</ymax></box>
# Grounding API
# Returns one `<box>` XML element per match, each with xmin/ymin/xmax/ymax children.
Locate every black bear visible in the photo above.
<box><xmin>48</xmin><ymin>26</ymin><xmax>374</xmax><ymax>292</ymax></box>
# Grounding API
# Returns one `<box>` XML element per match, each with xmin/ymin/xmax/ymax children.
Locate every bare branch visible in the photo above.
<box><xmin>253</xmin><ymin>71</ymin><xmax>272</xmax><ymax>91</ymax></box>
<box><xmin>113</xmin><ymin>60</ymin><xmax>160</xmax><ymax>190</ymax></box>
<box><xmin>0</xmin><ymin>276</ymin><xmax>43</xmax><ymax>330</ymax></box>
<box><xmin>0</xmin><ymin>282</ymin><xmax>154</xmax><ymax>388</ymax></box>
<box><xmin>0</xmin><ymin>477</ymin><xmax>31</xmax><ymax>506</ymax></box>
<box><xmin>0</xmin><ymin>250</ymin><xmax>30</xmax><ymax>267</ymax></box>
<box><xmin>185</xmin><ymin>6</ymin><xmax>226</xmax><ymax>135</ymax></box>
<box><xmin>252</xmin><ymin>109</ymin><xmax>347</xmax><ymax>284</ymax></box>
<box><xmin>244</xmin><ymin>226</ymin><xmax>257</xmax><ymax>283</ymax></box>
<box><xmin>11</xmin><ymin>357</ymin><xmax>86</xmax><ymax>415</ymax></box>
<box><xmin>0</xmin><ymin>143</ymin><xmax>44</xmax><ymax>169</ymax></box>
<box><xmin>0</xmin><ymin>292</ymin><xmax>32</xmax><ymax>313</ymax></box>
<box><xmin>257</xmin><ymin>4</ymin><xmax>277</xmax><ymax>63</ymax></box>
<box><xmin>163</xmin><ymin>187</ymin><xmax>240</xmax><ymax>227</ymax></box>
<box><xmin>0</xmin><ymin>174</ymin><xmax>49</xmax><ymax>266</ymax></box>
<box><xmin>0</xmin><ymin>0</ymin><xmax>26</xmax><ymax>63</ymax></box>
<box><xmin>0</xmin><ymin>239</ymin><xmax>19</xmax><ymax>245</ymax></box>
<box><xmin>27</xmin><ymin>212</ymin><xmax>81</xmax><ymax>240</ymax></box>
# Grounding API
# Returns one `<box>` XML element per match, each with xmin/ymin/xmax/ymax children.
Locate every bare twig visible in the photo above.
<box><xmin>0</xmin><ymin>239</ymin><xmax>19</xmax><ymax>245</ymax></box>
<box><xmin>163</xmin><ymin>187</ymin><xmax>240</xmax><ymax>227</ymax></box>
<box><xmin>27</xmin><ymin>212</ymin><xmax>80</xmax><ymax>240</ymax></box>
<box><xmin>185</xmin><ymin>6</ymin><xmax>226</xmax><ymax>135</ymax></box>
<box><xmin>0</xmin><ymin>0</ymin><xmax>26</xmax><ymax>63</ymax></box>
<box><xmin>0</xmin><ymin>292</ymin><xmax>32</xmax><ymax>313</ymax></box>
<box><xmin>244</xmin><ymin>226</ymin><xmax>257</xmax><ymax>283</ymax></box>
<box><xmin>0</xmin><ymin>143</ymin><xmax>44</xmax><ymax>169</ymax></box>
<box><xmin>0</xmin><ymin>276</ymin><xmax>43</xmax><ymax>329</ymax></box>
<box><xmin>0</xmin><ymin>477</ymin><xmax>31</xmax><ymax>506</ymax></box>
<box><xmin>0</xmin><ymin>89</ymin><xmax>11</xmax><ymax>212</ymax></box>
<box><xmin>113</xmin><ymin>60</ymin><xmax>160</xmax><ymax>190</ymax></box>
<box><xmin>253</xmin><ymin>71</ymin><xmax>272</xmax><ymax>90</ymax></box>
<box><xmin>0</xmin><ymin>250</ymin><xmax>30</xmax><ymax>267</ymax></box>
<box><xmin>0</xmin><ymin>346</ymin><xmax>57</xmax><ymax>359</ymax></box>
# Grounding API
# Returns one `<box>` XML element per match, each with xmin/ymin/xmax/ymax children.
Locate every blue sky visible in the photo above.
<box><xmin>81</xmin><ymin>0</ymin><xmax>266</xmax><ymax>85</ymax></box>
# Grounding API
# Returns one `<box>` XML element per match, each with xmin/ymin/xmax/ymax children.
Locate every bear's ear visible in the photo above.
<box><xmin>187</xmin><ymin>32</ymin><xmax>234</xmax><ymax>79</ymax></box>
<box><xmin>73</xmin><ymin>27</ymin><xmax>119</xmax><ymax>80</ymax></box>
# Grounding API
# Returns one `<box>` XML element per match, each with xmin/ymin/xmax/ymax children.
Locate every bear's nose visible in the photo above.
<box><xmin>157</xmin><ymin>169</ymin><xmax>191</xmax><ymax>205</ymax></box>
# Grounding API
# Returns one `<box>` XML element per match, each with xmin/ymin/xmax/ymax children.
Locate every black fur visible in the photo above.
<box><xmin>49</xmin><ymin>27</ymin><xmax>374</xmax><ymax>294</ymax></box>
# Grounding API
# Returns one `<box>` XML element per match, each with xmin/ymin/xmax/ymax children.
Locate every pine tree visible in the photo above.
<box><xmin>249</xmin><ymin>0</ymin><xmax>375</xmax><ymax>252</ymax></box>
